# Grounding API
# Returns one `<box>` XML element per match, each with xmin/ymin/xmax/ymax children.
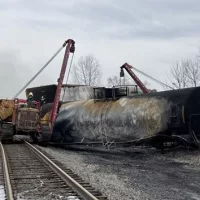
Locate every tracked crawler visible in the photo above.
<box><xmin>0</xmin><ymin>99</ymin><xmax>50</xmax><ymax>145</ymax></box>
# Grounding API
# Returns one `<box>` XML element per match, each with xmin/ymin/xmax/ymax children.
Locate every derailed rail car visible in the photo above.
<box><xmin>51</xmin><ymin>86</ymin><xmax>200</xmax><ymax>149</ymax></box>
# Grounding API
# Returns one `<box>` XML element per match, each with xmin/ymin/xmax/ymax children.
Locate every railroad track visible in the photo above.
<box><xmin>0</xmin><ymin>143</ymin><xmax>7</xmax><ymax>199</ymax></box>
<box><xmin>0</xmin><ymin>139</ymin><xmax>108</xmax><ymax>200</ymax></box>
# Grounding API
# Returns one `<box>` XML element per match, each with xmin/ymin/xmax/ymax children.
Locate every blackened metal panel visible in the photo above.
<box><xmin>143</xmin><ymin>87</ymin><xmax>200</xmax><ymax>125</ymax></box>
<box><xmin>54</xmin><ymin>96</ymin><xmax>171</xmax><ymax>143</ymax></box>
<box><xmin>26</xmin><ymin>85</ymin><xmax>57</xmax><ymax>104</ymax></box>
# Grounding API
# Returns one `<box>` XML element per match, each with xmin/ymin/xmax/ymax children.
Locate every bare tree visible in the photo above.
<box><xmin>165</xmin><ymin>58</ymin><xmax>200</xmax><ymax>89</ymax></box>
<box><xmin>185</xmin><ymin>59</ymin><xmax>200</xmax><ymax>87</ymax></box>
<box><xmin>71</xmin><ymin>55</ymin><xmax>102</xmax><ymax>86</ymax></box>
<box><xmin>107</xmin><ymin>75</ymin><xmax>132</xmax><ymax>87</ymax></box>
<box><xmin>166</xmin><ymin>61</ymin><xmax>189</xmax><ymax>89</ymax></box>
<box><xmin>107</xmin><ymin>76</ymin><xmax>120</xmax><ymax>87</ymax></box>
<box><xmin>107</xmin><ymin>75</ymin><xmax>152</xmax><ymax>94</ymax></box>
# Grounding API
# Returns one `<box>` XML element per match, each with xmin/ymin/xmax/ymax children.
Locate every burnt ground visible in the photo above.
<box><xmin>36</xmin><ymin>145</ymin><xmax>200</xmax><ymax>200</ymax></box>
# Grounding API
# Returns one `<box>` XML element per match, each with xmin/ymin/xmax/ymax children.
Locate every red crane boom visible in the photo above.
<box><xmin>50</xmin><ymin>39</ymin><xmax>75</xmax><ymax>132</ymax></box>
<box><xmin>120</xmin><ymin>63</ymin><xmax>150</xmax><ymax>94</ymax></box>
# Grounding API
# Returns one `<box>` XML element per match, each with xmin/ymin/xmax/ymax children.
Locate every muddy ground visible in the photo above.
<box><xmin>36</xmin><ymin>144</ymin><xmax>200</xmax><ymax>200</ymax></box>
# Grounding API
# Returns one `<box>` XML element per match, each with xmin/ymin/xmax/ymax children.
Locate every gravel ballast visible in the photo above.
<box><xmin>36</xmin><ymin>145</ymin><xmax>200</xmax><ymax>200</ymax></box>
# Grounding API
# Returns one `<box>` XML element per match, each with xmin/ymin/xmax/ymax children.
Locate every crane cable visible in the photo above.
<box><xmin>61</xmin><ymin>52</ymin><xmax>75</xmax><ymax>102</ymax></box>
<box><xmin>130</xmin><ymin>65</ymin><xmax>174</xmax><ymax>90</ymax></box>
<box><xmin>13</xmin><ymin>43</ymin><xmax>67</xmax><ymax>99</ymax></box>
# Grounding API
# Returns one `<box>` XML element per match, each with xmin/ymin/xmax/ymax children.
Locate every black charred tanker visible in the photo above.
<box><xmin>47</xmin><ymin>86</ymin><xmax>200</xmax><ymax>149</ymax></box>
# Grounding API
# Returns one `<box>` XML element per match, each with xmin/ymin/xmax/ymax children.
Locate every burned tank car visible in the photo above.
<box><xmin>145</xmin><ymin>86</ymin><xmax>200</xmax><ymax>145</ymax></box>
<box><xmin>51</xmin><ymin>86</ymin><xmax>200</xmax><ymax>147</ymax></box>
<box><xmin>52</xmin><ymin>96</ymin><xmax>171</xmax><ymax>143</ymax></box>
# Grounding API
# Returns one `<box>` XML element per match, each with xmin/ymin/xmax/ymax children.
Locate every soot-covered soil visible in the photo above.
<box><xmin>36</xmin><ymin>145</ymin><xmax>200</xmax><ymax>200</ymax></box>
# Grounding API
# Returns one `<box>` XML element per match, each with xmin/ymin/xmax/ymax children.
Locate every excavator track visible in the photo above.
<box><xmin>0</xmin><ymin>123</ymin><xmax>14</xmax><ymax>144</ymax></box>
<box><xmin>37</xmin><ymin>125</ymin><xmax>51</xmax><ymax>146</ymax></box>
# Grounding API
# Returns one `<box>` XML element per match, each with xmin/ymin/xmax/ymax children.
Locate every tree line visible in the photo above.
<box><xmin>71</xmin><ymin>48</ymin><xmax>200</xmax><ymax>90</ymax></box>
<box><xmin>165</xmin><ymin>49</ymin><xmax>200</xmax><ymax>89</ymax></box>
<box><xmin>71</xmin><ymin>55</ymin><xmax>144</xmax><ymax>87</ymax></box>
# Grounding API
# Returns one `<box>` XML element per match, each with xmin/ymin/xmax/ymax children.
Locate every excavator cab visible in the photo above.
<box><xmin>15</xmin><ymin>107</ymin><xmax>40</xmax><ymax>133</ymax></box>
<box><xmin>14</xmin><ymin>99</ymin><xmax>50</xmax><ymax>145</ymax></box>
<box><xmin>0</xmin><ymin>98</ymin><xmax>50</xmax><ymax>145</ymax></box>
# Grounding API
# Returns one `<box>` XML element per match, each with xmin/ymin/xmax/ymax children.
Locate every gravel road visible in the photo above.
<box><xmin>36</xmin><ymin>145</ymin><xmax>200</xmax><ymax>200</ymax></box>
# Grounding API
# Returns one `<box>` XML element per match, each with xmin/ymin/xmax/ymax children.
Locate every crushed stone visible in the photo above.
<box><xmin>36</xmin><ymin>145</ymin><xmax>200</xmax><ymax>200</ymax></box>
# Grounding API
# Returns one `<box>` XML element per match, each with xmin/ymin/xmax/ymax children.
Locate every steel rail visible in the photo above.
<box><xmin>0</xmin><ymin>142</ymin><xmax>14</xmax><ymax>200</ymax></box>
<box><xmin>24</xmin><ymin>141</ymin><xmax>99</xmax><ymax>200</ymax></box>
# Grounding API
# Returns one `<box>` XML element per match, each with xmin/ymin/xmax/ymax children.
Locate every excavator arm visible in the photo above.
<box><xmin>120</xmin><ymin>63</ymin><xmax>150</xmax><ymax>94</ymax></box>
<box><xmin>50</xmin><ymin>39</ymin><xmax>75</xmax><ymax>132</ymax></box>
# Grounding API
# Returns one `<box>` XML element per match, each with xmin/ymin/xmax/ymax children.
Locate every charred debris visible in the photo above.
<box><xmin>26</xmin><ymin>84</ymin><xmax>200</xmax><ymax>151</ymax></box>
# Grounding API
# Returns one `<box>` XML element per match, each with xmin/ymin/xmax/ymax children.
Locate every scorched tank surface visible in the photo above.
<box><xmin>52</xmin><ymin>96</ymin><xmax>171</xmax><ymax>143</ymax></box>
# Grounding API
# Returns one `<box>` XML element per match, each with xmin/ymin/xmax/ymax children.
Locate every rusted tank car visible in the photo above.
<box><xmin>51</xmin><ymin>86</ymin><xmax>200</xmax><ymax>148</ymax></box>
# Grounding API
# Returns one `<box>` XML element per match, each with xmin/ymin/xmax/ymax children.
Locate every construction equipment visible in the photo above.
<box><xmin>120</xmin><ymin>63</ymin><xmax>150</xmax><ymax>94</ymax></box>
<box><xmin>0</xmin><ymin>39</ymin><xmax>75</xmax><ymax>145</ymax></box>
<box><xmin>120</xmin><ymin>62</ymin><xmax>174</xmax><ymax>92</ymax></box>
<box><xmin>0</xmin><ymin>99</ymin><xmax>42</xmax><ymax>144</ymax></box>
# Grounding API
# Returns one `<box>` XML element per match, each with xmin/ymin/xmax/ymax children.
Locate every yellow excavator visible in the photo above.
<box><xmin>0</xmin><ymin>98</ymin><xmax>50</xmax><ymax>145</ymax></box>
<box><xmin>0</xmin><ymin>39</ymin><xmax>75</xmax><ymax>145</ymax></box>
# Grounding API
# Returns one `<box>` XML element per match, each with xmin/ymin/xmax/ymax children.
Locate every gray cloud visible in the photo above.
<box><xmin>0</xmin><ymin>48</ymin><xmax>54</xmax><ymax>98</ymax></box>
<box><xmin>1</xmin><ymin>0</ymin><xmax>200</xmax><ymax>39</ymax></box>
<box><xmin>0</xmin><ymin>50</ymin><xmax>31</xmax><ymax>98</ymax></box>
<box><xmin>0</xmin><ymin>0</ymin><xmax>200</xmax><ymax>95</ymax></box>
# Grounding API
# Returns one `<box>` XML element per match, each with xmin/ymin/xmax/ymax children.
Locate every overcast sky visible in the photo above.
<box><xmin>0</xmin><ymin>0</ymin><xmax>200</xmax><ymax>98</ymax></box>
